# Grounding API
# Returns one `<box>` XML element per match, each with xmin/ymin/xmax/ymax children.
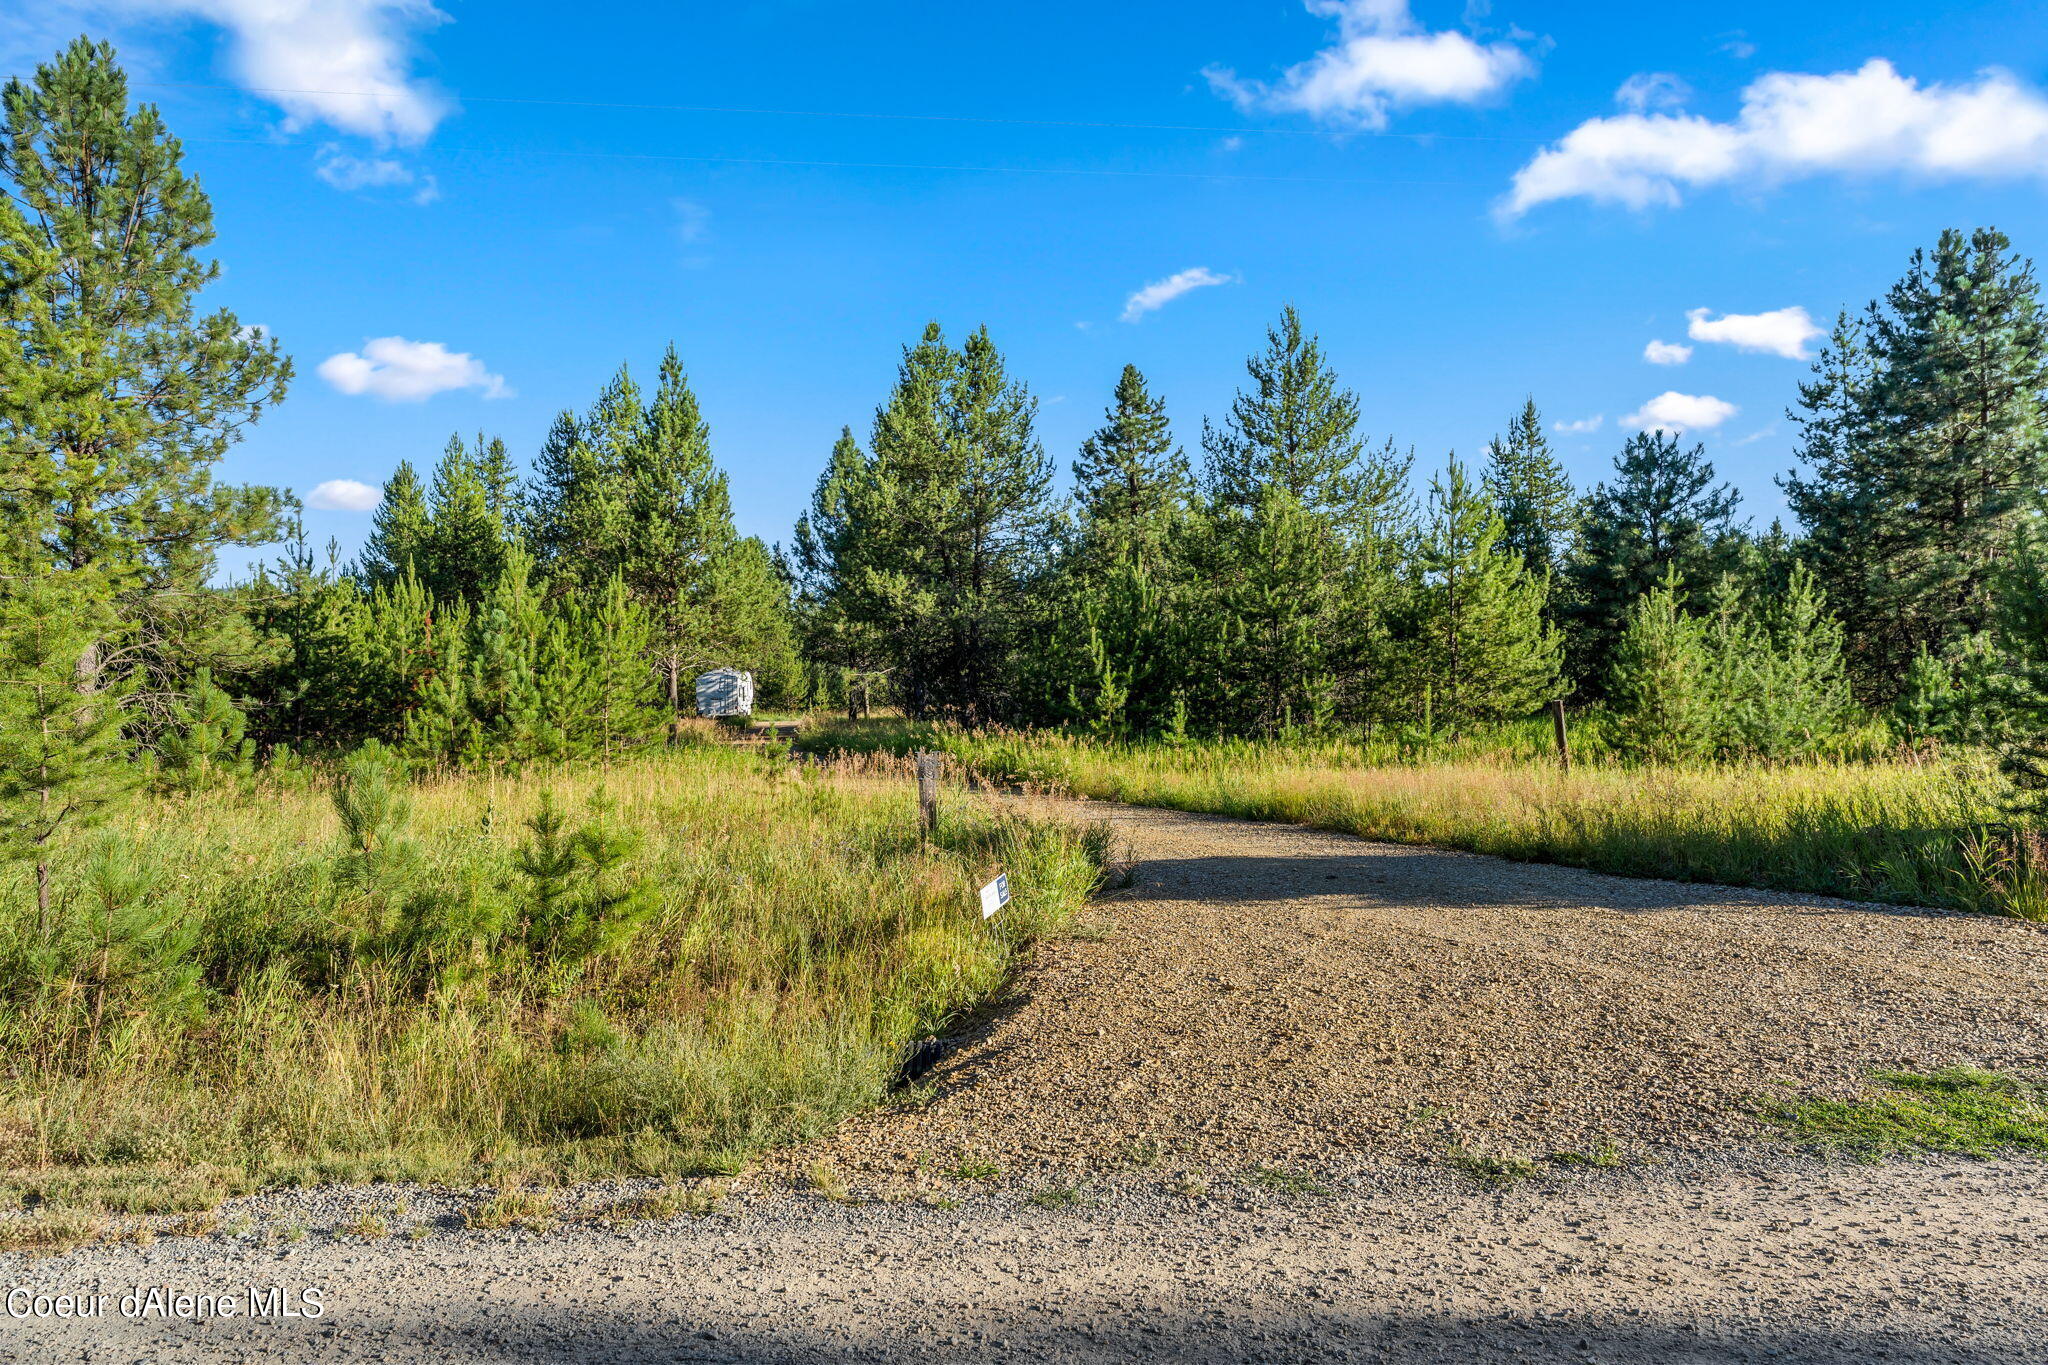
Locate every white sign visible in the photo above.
<box><xmin>979</xmin><ymin>873</ymin><xmax>1011</xmax><ymax>920</ymax></box>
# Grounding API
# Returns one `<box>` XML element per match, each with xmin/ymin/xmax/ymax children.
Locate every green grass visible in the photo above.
<box><xmin>799</xmin><ymin>718</ymin><xmax>2048</xmax><ymax>920</ymax></box>
<box><xmin>0</xmin><ymin>746</ymin><xmax>1108</xmax><ymax>1213</ymax></box>
<box><xmin>1763</xmin><ymin>1068</ymin><xmax>2048</xmax><ymax>1161</ymax></box>
<box><xmin>1247</xmin><ymin>1166</ymin><xmax>1330</xmax><ymax>1196</ymax></box>
<box><xmin>1445</xmin><ymin>1147</ymin><xmax>1544</xmax><ymax>1185</ymax></box>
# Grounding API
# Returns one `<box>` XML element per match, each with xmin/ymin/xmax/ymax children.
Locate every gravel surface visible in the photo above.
<box><xmin>8</xmin><ymin>797</ymin><xmax>2048</xmax><ymax>1363</ymax></box>
<box><xmin>807</xmin><ymin>799</ymin><xmax>2048</xmax><ymax>1181</ymax></box>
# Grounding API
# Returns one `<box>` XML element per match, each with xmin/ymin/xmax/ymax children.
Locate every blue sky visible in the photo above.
<box><xmin>7</xmin><ymin>1</ymin><xmax>2048</xmax><ymax>572</ymax></box>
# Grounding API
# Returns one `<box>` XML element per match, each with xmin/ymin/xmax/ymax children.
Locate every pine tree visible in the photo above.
<box><xmin>1730</xmin><ymin>564</ymin><xmax>1853</xmax><ymax>760</ymax></box>
<box><xmin>529</xmin><ymin>371</ymin><xmax>640</xmax><ymax>596</ymax></box>
<box><xmin>1031</xmin><ymin>365</ymin><xmax>1200</xmax><ymax>733</ymax></box>
<box><xmin>419</xmin><ymin>434</ymin><xmax>508</xmax><ymax>603</ymax></box>
<box><xmin>1402</xmin><ymin>459</ymin><xmax>1562</xmax><ymax>735</ymax></box>
<box><xmin>798</xmin><ymin>324</ymin><xmax>1053</xmax><ymax>723</ymax></box>
<box><xmin>1606</xmin><ymin>572</ymin><xmax>1716</xmax><ymax>764</ymax></box>
<box><xmin>1199</xmin><ymin>307</ymin><xmax>1410</xmax><ymax>731</ymax></box>
<box><xmin>1994</xmin><ymin>525</ymin><xmax>2048</xmax><ymax>812</ymax></box>
<box><xmin>0</xmin><ymin>39</ymin><xmax>289</xmax><ymax>693</ymax></box>
<box><xmin>0</xmin><ymin>559</ymin><xmax>132</xmax><ymax>934</ymax></box>
<box><xmin>618</xmin><ymin>345</ymin><xmax>732</xmax><ymax>712</ymax></box>
<box><xmin>1482</xmin><ymin>398</ymin><xmax>1574</xmax><ymax>580</ymax></box>
<box><xmin>1204</xmin><ymin>306</ymin><xmax>1369</xmax><ymax>521</ymax></box>
<box><xmin>1786</xmin><ymin>228</ymin><xmax>2048</xmax><ymax>702</ymax></box>
<box><xmin>1072</xmin><ymin>364</ymin><xmax>1190</xmax><ymax>564</ymax></box>
<box><xmin>1567</xmin><ymin>430</ymin><xmax>1741</xmax><ymax>690</ymax></box>
<box><xmin>792</xmin><ymin>428</ymin><xmax>892</xmax><ymax>719</ymax></box>
<box><xmin>154</xmin><ymin>666</ymin><xmax>254</xmax><ymax>792</ymax></box>
<box><xmin>360</xmin><ymin>461</ymin><xmax>430</xmax><ymax>586</ymax></box>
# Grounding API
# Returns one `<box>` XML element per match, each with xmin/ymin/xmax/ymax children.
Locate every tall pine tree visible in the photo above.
<box><xmin>0</xmin><ymin>39</ymin><xmax>289</xmax><ymax>695</ymax></box>
<box><xmin>1786</xmin><ymin>228</ymin><xmax>2048</xmax><ymax>702</ymax></box>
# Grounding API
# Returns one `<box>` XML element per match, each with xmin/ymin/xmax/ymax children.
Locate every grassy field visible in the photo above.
<box><xmin>0</xmin><ymin>743</ymin><xmax>1108</xmax><ymax>1216</ymax></box>
<box><xmin>799</xmin><ymin>719</ymin><xmax>2048</xmax><ymax>921</ymax></box>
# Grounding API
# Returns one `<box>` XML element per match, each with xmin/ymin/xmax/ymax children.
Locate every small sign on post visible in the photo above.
<box><xmin>916</xmin><ymin>752</ymin><xmax>940</xmax><ymax>841</ymax></box>
<box><xmin>979</xmin><ymin>873</ymin><xmax>1011</xmax><ymax>920</ymax></box>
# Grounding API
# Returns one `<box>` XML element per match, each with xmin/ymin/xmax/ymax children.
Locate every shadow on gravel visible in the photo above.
<box><xmin>1128</xmin><ymin>850</ymin><xmax>1973</xmax><ymax>922</ymax></box>
<box><xmin>362</xmin><ymin>1305</ymin><xmax>2019</xmax><ymax>1364</ymax></box>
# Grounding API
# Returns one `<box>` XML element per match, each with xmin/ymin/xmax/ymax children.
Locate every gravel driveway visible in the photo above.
<box><xmin>8</xmin><ymin>798</ymin><xmax>2048</xmax><ymax>1363</ymax></box>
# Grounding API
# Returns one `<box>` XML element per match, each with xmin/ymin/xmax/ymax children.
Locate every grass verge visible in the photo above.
<box><xmin>799</xmin><ymin>719</ymin><xmax>2048</xmax><ymax>920</ymax></box>
<box><xmin>1762</xmin><ymin>1068</ymin><xmax>2048</xmax><ymax>1161</ymax></box>
<box><xmin>0</xmin><ymin>746</ymin><xmax>1108</xmax><ymax>1214</ymax></box>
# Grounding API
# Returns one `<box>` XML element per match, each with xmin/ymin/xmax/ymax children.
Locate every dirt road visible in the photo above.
<box><xmin>9</xmin><ymin>799</ymin><xmax>2048</xmax><ymax>1363</ymax></box>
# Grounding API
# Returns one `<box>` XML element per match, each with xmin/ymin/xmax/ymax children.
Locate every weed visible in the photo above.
<box><xmin>1114</xmin><ymin>1137</ymin><xmax>1166</xmax><ymax>1169</ymax></box>
<box><xmin>1025</xmin><ymin>1181</ymin><xmax>1089</xmax><ymax>1210</ymax></box>
<box><xmin>339</xmin><ymin>1210</ymin><xmax>389</xmax><ymax>1240</ymax></box>
<box><xmin>162</xmin><ymin>1210</ymin><xmax>219</xmax><ymax>1238</ymax></box>
<box><xmin>1446</xmin><ymin>1147</ymin><xmax>1542</xmax><ymax>1185</ymax></box>
<box><xmin>1171</xmin><ymin>1174</ymin><xmax>1210</xmax><ymax>1197</ymax></box>
<box><xmin>0</xmin><ymin>1209</ymin><xmax>105</xmax><ymax>1254</ymax></box>
<box><xmin>1761</xmin><ymin>1068</ymin><xmax>2048</xmax><ymax>1161</ymax></box>
<box><xmin>1247</xmin><ymin>1166</ymin><xmax>1330</xmax><ymax>1196</ymax></box>
<box><xmin>805</xmin><ymin>1162</ymin><xmax>854</xmax><ymax>1203</ymax></box>
<box><xmin>463</xmin><ymin>1188</ymin><xmax>559</xmax><ymax>1232</ymax></box>
<box><xmin>947</xmin><ymin>1151</ymin><xmax>1003</xmax><ymax>1181</ymax></box>
<box><xmin>1546</xmin><ymin>1140</ymin><xmax>1625</xmax><ymax>1169</ymax></box>
<box><xmin>606</xmin><ymin>1180</ymin><xmax>726</xmax><ymax>1222</ymax></box>
<box><xmin>278</xmin><ymin>1223</ymin><xmax>307</xmax><ymax>1244</ymax></box>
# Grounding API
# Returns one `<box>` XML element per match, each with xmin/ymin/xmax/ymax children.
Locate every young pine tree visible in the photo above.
<box><xmin>1402</xmin><ymin>460</ymin><xmax>1562</xmax><ymax>736</ymax></box>
<box><xmin>1482</xmin><ymin>398</ymin><xmax>1574</xmax><ymax>582</ymax></box>
<box><xmin>1567</xmin><ymin>430</ymin><xmax>1741</xmax><ymax>691</ymax></box>
<box><xmin>0</xmin><ymin>562</ymin><xmax>133</xmax><ymax>934</ymax></box>
<box><xmin>360</xmin><ymin>461</ymin><xmax>430</xmax><ymax>587</ymax></box>
<box><xmin>154</xmin><ymin>666</ymin><xmax>254</xmax><ymax>792</ymax></box>
<box><xmin>1606</xmin><ymin>573</ymin><xmax>1717</xmax><ymax>765</ymax></box>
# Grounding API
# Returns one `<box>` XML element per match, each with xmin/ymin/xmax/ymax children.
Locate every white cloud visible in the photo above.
<box><xmin>672</xmin><ymin>198</ymin><xmax>712</xmax><ymax>245</ymax></box>
<box><xmin>318</xmin><ymin>336</ymin><xmax>509</xmax><ymax>402</ymax></box>
<box><xmin>1503</xmin><ymin>59</ymin><xmax>2048</xmax><ymax>217</ymax></box>
<box><xmin>1622</xmin><ymin>391</ymin><xmax>1738</xmax><ymax>433</ymax></box>
<box><xmin>313</xmin><ymin>147</ymin><xmax>435</xmax><ymax>202</ymax></box>
<box><xmin>1553</xmin><ymin>414</ymin><xmax>1603</xmax><ymax>434</ymax></box>
<box><xmin>1643</xmin><ymin>339</ymin><xmax>1692</xmax><ymax>365</ymax></box>
<box><xmin>109</xmin><ymin>0</ymin><xmax>455</xmax><ymax>144</ymax></box>
<box><xmin>1732</xmin><ymin>425</ymin><xmax>1777</xmax><ymax>447</ymax></box>
<box><xmin>1616</xmin><ymin>72</ymin><xmax>1690</xmax><ymax>114</ymax></box>
<box><xmin>1685</xmin><ymin>305</ymin><xmax>1822</xmax><ymax>359</ymax></box>
<box><xmin>1121</xmin><ymin>266</ymin><xmax>1235</xmax><ymax>322</ymax></box>
<box><xmin>305</xmin><ymin>478</ymin><xmax>383</xmax><ymax>511</ymax></box>
<box><xmin>1206</xmin><ymin>0</ymin><xmax>1534</xmax><ymax>129</ymax></box>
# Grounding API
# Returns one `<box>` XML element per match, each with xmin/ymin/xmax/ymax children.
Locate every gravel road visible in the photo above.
<box><xmin>8</xmin><ymin>798</ymin><xmax>2048</xmax><ymax>1363</ymax></box>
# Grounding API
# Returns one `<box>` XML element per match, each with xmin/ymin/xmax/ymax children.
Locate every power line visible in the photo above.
<box><xmin>137</xmin><ymin>80</ymin><xmax>1546</xmax><ymax>145</ymax></box>
<box><xmin>187</xmin><ymin>136</ymin><xmax>1479</xmax><ymax>188</ymax></box>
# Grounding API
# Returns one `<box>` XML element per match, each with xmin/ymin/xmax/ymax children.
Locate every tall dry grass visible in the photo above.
<box><xmin>804</xmin><ymin>720</ymin><xmax>2048</xmax><ymax>921</ymax></box>
<box><xmin>0</xmin><ymin>744</ymin><xmax>1107</xmax><ymax>1212</ymax></box>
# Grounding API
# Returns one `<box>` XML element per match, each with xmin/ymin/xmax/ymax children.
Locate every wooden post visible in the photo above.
<box><xmin>1549</xmin><ymin>698</ymin><xmax>1572</xmax><ymax>771</ymax></box>
<box><xmin>916</xmin><ymin>751</ymin><xmax>940</xmax><ymax>841</ymax></box>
